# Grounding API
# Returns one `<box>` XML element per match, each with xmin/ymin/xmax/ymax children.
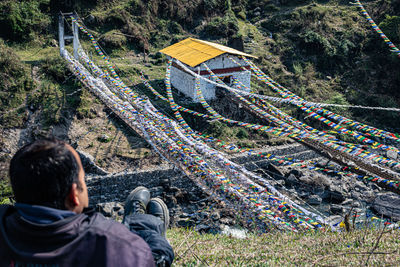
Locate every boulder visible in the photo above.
<box><xmin>372</xmin><ymin>193</ymin><xmax>400</xmax><ymax>221</ymax></box>
<box><xmin>96</xmin><ymin>202</ymin><xmax>117</xmax><ymax>217</ymax></box>
<box><xmin>267</xmin><ymin>164</ymin><xmax>285</xmax><ymax>178</ymax></box>
<box><xmin>285</xmin><ymin>174</ymin><xmax>298</xmax><ymax>185</ymax></box>
<box><xmin>322</xmin><ymin>185</ymin><xmax>346</xmax><ymax>204</ymax></box>
<box><xmin>298</xmin><ymin>175</ymin><xmax>312</xmax><ymax>184</ymax></box>
<box><xmin>297</xmin><ymin>190</ymin><xmax>310</xmax><ymax>199</ymax></box>
<box><xmin>195</xmin><ymin>224</ymin><xmax>211</xmax><ymax>233</ymax></box>
<box><xmin>289</xmin><ymin>169</ymin><xmax>303</xmax><ymax>178</ymax></box>
<box><xmin>387</xmin><ymin>150</ymin><xmax>398</xmax><ymax>160</ymax></box>
<box><xmin>307</xmin><ymin>195</ymin><xmax>322</xmax><ymax>205</ymax></box>
<box><xmin>341</xmin><ymin>198</ymin><xmax>360</xmax><ymax>208</ymax></box>
<box><xmin>330</xmin><ymin>204</ymin><xmax>344</xmax><ymax>215</ymax></box>
<box><xmin>354</xmin><ymin>181</ymin><xmax>368</xmax><ymax>191</ymax></box>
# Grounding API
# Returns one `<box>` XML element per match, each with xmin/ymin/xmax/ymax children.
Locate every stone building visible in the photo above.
<box><xmin>160</xmin><ymin>38</ymin><xmax>257</xmax><ymax>102</ymax></box>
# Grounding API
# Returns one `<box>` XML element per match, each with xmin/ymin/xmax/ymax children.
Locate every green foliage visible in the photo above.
<box><xmin>100</xmin><ymin>30</ymin><xmax>127</xmax><ymax>49</ymax></box>
<box><xmin>98</xmin><ymin>134</ymin><xmax>112</xmax><ymax>143</ymax></box>
<box><xmin>167</xmin><ymin>21</ymin><xmax>183</xmax><ymax>34</ymax></box>
<box><xmin>169</xmin><ymin>227</ymin><xmax>400</xmax><ymax>266</ymax></box>
<box><xmin>300</xmin><ymin>30</ymin><xmax>334</xmax><ymax>55</ymax></box>
<box><xmin>28</xmin><ymin>82</ymin><xmax>64</xmax><ymax>125</ymax></box>
<box><xmin>0</xmin><ymin>39</ymin><xmax>34</xmax><ymax>127</ymax></box>
<box><xmin>202</xmin><ymin>14</ymin><xmax>239</xmax><ymax>38</ymax></box>
<box><xmin>76</xmin><ymin>88</ymin><xmax>97</xmax><ymax>119</ymax></box>
<box><xmin>0</xmin><ymin>178</ymin><xmax>13</xmax><ymax>205</ymax></box>
<box><xmin>0</xmin><ymin>0</ymin><xmax>50</xmax><ymax>42</ymax></box>
<box><xmin>379</xmin><ymin>15</ymin><xmax>400</xmax><ymax>43</ymax></box>
<box><xmin>337</xmin><ymin>39</ymin><xmax>356</xmax><ymax>58</ymax></box>
<box><xmin>236</xmin><ymin>128</ymin><xmax>249</xmax><ymax>139</ymax></box>
<box><xmin>326</xmin><ymin>92</ymin><xmax>350</xmax><ymax>115</ymax></box>
<box><xmin>0</xmin><ymin>40</ymin><xmax>33</xmax><ymax>106</ymax></box>
<box><xmin>39</xmin><ymin>57</ymin><xmax>69</xmax><ymax>83</ymax></box>
<box><xmin>205</xmin><ymin>121</ymin><xmax>252</xmax><ymax>141</ymax></box>
<box><xmin>292</xmin><ymin>62</ymin><xmax>304</xmax><ymax>76</ymax></box>
<box><xmin>203</xmin><ymin>0</ymin><xmax>222</xmax><ymax>11</ymax></box>
<box><xmin>264</xmin><ymin>4</ymin><xmax>280</xmax><ymax>13</ymax></box>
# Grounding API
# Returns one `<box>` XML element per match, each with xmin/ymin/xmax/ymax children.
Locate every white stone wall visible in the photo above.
<box><xmin>170</xmin><ymin>65</ymin><xmax>196</xmax><ymax>100</ymax></box>
<box><xmin>171</xmin><ymin>54</ymin><xmax>251</xmax><ymax>102</ymax></box>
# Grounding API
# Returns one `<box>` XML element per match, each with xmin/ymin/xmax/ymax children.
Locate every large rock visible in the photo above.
<box><xmin>372</xmin><ymin>193</ymin><xmax>400</xmax><ymax>222</ymax></box>
<box><xmin>322</xmin><ymin>185</ymin><xmax>346</xmax><ymax>204</ymax></box>
<box><xmin>285</xmin><ymin>174</ymin><xmax>298</xmax><ymax>186</ymax></box>
<box><xmin>307</xmin><ymin>195</ymin><xmax>322</xmax><ymax>205</ymax></box>
<box><xmin>267</xmin><ymin>164</ymin><xmax>285</xmax><ymax>178</ymax></box>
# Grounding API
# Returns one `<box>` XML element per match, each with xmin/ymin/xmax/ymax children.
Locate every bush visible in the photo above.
<box><xmin>300</xmin><ymin>30</ymin><xmax>334</xmax><ymax>55</ymax></box>
<box><xmin>202</xmin><ymin>15</ymin><xmax>239</xmax><ymax>38</ymax></box>
<box><xmin>0</xmin><ymin>39</ymin><xmax>33</xmax><ymax>127</ymax></box>
<box><xmin>0</xmin><ymin>177</ymin><xmax>13</xmax><ymax>204</ymax></box>
<box><xmin>39</xmin><ymin>57</ymin><xmax>69</xmax><ymax>83</ymax></box>
<box><xmin>168</xmin><ymin>21</ymin><xmax>183</xmax><ymax>34</ymax></box>
<box><xmin>0</xmin><ymin>0</ymin><xmax>50</xmax><ymax>42</ymax></box>
<box><xmin>236</xmin><ymin>128</ymin><xmax>249</xmax><ymax>139</ymax></box>
<box><xmin>100</xmin><ymin>30</ymin><xmax>127</xmax><ymax>49</ymax></box>
<box><xmin>379</xmin><ymin>15</ymin><xmax>400</xmax><ymax>44</ymax></box>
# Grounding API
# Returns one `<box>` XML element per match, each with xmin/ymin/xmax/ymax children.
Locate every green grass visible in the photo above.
<box><xmin>168</xmin><ymin>227</ymin><xmax>400</xmax><ymax>266</ymax></box>
<box><xmin>14</xmin><ymin>46</ymin><xmax>59</xmax><ymax>63</ymax></box>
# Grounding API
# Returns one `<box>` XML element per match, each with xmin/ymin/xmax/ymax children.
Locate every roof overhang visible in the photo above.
<box><xmin>160</xmin><ymin>38</ymin><xmax>257</xmax><ymax>67</ymax></box>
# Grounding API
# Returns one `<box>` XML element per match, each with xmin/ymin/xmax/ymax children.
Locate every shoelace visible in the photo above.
<box><xmin>131</xmin><ymin>201</ymin><xmax>145</xmax><ymax>214</ymax></box>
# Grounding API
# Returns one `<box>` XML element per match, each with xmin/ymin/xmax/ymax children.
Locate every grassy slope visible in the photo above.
<box><xmin>168</xmin><ymin>227</ymin><xmax>400</xmax><ymax>266</ymax></box>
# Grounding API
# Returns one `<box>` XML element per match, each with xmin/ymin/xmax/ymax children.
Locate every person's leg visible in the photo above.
<box><xmin>123</xmin><ymin>187</ymin><xmax>174</xmax><ymax>267</ymax></box>
<box><xmin>148</xmin><ymin>197</ymin><xmax>170</xmax><ymax>237</ymax></box>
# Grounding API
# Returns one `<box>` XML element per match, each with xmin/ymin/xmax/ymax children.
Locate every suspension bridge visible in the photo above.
<box><xmin>58</xmin><ymin>3</ymin><xmax>400</xmax><ymax>231</ymax></box>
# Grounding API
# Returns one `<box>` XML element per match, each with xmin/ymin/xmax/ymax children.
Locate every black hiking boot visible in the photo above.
<box><xmin>147</xmin><ymin>197</ymin><xmax>170</xmax><ymax>237</ymax></box>
<box><xmin>123</xmin><ymin>186</ymin><xmax>150</xmax><ymax>222</ymax></box>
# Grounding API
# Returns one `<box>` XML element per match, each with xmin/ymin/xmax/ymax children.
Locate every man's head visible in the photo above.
<box><xmin>9</xmin><ymin>138</ymin><xmax>88</xmax><ymax>213</ymax></box>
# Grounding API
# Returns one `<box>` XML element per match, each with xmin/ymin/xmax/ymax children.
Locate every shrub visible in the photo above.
<box><xmin>0</xmin><ymin>39</ymin><xmax>33</xmax><ymax>127</ymax></box>
<box><xmin>100</xmin><ymin>30</ymin><xmax>127</xmax><ymax>49</ymax></box>
<box><xmin>379</xmin><ymin>15</ymin><xmax>400</xmax><ymax>44</ymax></box>
<box><xmin>202</xmin><ymin>15</ymin><xmax>239</xmax><ymax>38</ymax></box>
<box><xmin>236</xmin><ymin>128</ymin><xmax>249</xmax><ymax>139</ymax></box>
<box><xmin>168</xmin><ymin>21</ymin><xmax>184</xmax><ymax>34</ymax></box>
<box><xmin>39</xmin><ymin>57</ymin><xmax>69</xmax><ymax>83</ymax></box>
<box><xmin>326</xmin><ymin>93</ymin><xmax>350</xmax><ymax>115</ymax></box>
<box><xmin>292</xmin><ymin>62</ymin><xmax>303</xmax><ymax>76</ymax></box>
<box><xmin>300</xmin><ymin>30</ymin><xmax>335</xmax><ymax>56</ymax></box>
<box><xmin>0</xmin><ymin>179</ymin><xmax>13</xmax><ymax>205</ymax></box>
<box><xmin>0</xmin><ymin>0</ymin><xmax>50</xmax><ymax>42</ymax></box>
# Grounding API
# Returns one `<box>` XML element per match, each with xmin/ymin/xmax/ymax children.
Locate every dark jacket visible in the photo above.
<box><xmin>0</xmin><ymin>205</ymin><xmax>155</xmax><ymax>267</ymax></box>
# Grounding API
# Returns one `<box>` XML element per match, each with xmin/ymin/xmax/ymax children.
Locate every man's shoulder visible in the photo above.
<box><xmin>85</xmin><ymin>211</ymin><xmax>147</xmax><ymax>243</ymax></box>
<box><xmin>83</xmin><ymin>211</ymin><xmax>153</xmax><ymax>262</ymax></box>
<box><xmin>0</xmin><ymin>204</ymin><xmax>13</xmax><ymax>219</ymax></box>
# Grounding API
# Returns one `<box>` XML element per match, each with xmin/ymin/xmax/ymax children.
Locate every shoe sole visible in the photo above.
<box><xmin>124</xmin><ymin>186</ymin><xmax>149</xmax><ymax>220</ymax></box>
<box><xmin>150</xmin><ymin>197</ymin><xmax>170</xmax><ymax>232</ymax></box>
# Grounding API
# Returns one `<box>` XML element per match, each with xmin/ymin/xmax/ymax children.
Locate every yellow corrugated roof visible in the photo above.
<box><xmin>159</xmin><ymin>38</ymin><xmax>257</xmax><ymax>67</ymax></box>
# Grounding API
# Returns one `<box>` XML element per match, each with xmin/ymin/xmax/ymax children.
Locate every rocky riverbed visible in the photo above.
<box><xmin>83</xmin><ymin>144</ymin><xmax>400</xmax><ymax>233</ymax></box>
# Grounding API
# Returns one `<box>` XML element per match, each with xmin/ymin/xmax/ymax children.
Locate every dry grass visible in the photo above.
<box><xmin>167</xmin><ymin>227</ymin><xmax>400</xmax><ymax>266</ymax></box>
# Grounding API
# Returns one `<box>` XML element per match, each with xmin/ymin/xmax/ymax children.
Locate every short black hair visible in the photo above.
<box><xmin>9</xmin><ymin>138</ymin><xmax>82</xmax><ymax>209</ymax></box>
